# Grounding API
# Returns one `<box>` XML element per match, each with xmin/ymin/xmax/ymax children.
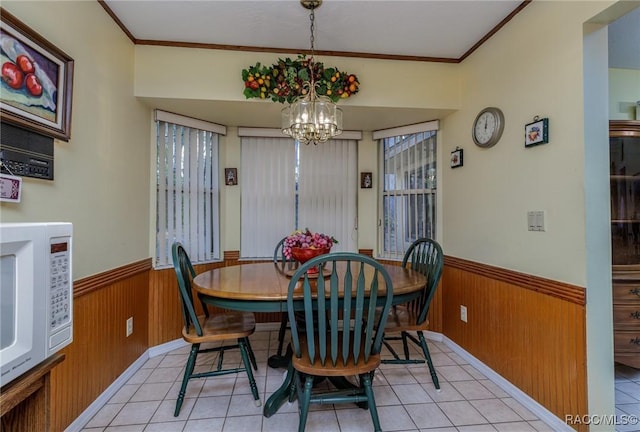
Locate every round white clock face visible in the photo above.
<box><xmin>472</xmin><ymin>107</ymin><xmax>504</xmax><ymax>148</ymax></box>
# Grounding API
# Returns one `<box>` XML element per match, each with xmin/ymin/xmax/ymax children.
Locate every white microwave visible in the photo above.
<box><xmin>0</xmin><ymin>222</ymin><xmax>73</xmax><ymax>387</ymax></box>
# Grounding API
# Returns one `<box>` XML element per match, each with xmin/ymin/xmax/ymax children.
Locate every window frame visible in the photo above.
<box><xmin>376</xmin><ymin>123</ymin><xmax>438</xmax><ymax>260</ymax></box>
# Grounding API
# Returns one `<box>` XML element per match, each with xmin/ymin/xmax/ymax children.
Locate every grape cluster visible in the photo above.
<box><xmin>283</xmin><ymin>229</ymin><xmax>337</xmax><ymax>259</ymax></box>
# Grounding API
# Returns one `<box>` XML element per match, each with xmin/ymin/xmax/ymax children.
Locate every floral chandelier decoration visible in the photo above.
<box><xmin>241</xmin><ymin>55</ymin><xmax>359</xmax><ymax>104</ymax></box>
<box><xmin>241</xmin><ymin>0</ymin><xmax>360</xmax><ymax>145</ymax></box>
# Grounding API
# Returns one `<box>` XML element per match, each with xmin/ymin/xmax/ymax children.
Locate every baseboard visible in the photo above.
<box><xmin>148</xmin><ymin>338</ymin><xmax>189</xmax><ymax>358</ymax></box>
<box><xmin>424</xmin><ymin>329</ymin><xmax>443</xmax><ymax>342</ymax></box>
<box><xmin>440</xmin><ymin>335</ymin><xmax>573</xmax><ymax>432</ymax></box>
<box><xmin>64</xmin><ymin>352</ymin><xmax>150</xmax><ymax>432</ymax></box>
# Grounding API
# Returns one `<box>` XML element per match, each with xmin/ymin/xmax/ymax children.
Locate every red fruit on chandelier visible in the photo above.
<box><xmin>25</xmin><ymin>73</ymin><xmax>43</xmax><ymax>97</ymax></box>
<box><xmin>2</xmin><ymin>62</ymin><xmax>24</xmax><ymax>89</ymax></box>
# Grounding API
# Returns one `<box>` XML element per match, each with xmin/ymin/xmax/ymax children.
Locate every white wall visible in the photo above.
<box><xmin>584</xmin><ymin>19</ymin><xmax>616</xmax><ymax>431</ymax></box>
<box><xmin>1</xmin><ymin>1</ymin><xmax>151</xmax><ymax>279</ymax></box>
<box><xmin>609</xmin><ymin>68</ymin><xmax>640</xmax><ymax>120</ymax></box>
<box><xmin>442</xmin><ymin>1</ymin><xmax>616</xmax><ymax>287</ymax></box>
<box><xmin>133</xmin><ymin>46</ymin><xmax>461</xmax><ymax>109</ymax></box>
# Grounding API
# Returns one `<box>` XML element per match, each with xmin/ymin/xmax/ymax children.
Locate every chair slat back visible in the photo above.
<box><xmin>273</xmin><ymin>236</ymin><xmax>297</xmax><ymax>271</ymax></box>
<box><xmin>171</xmin><ymin>242</ymin><xmax>204</xmax><ymax>336</ymax></box>
<box><xmin>287</xmin><ymin>253</ymin><xmax>394</xmax><ymax>367</ymax></box>
<box><xmin>401</xmin><ymin>238</ymin><xmax>444</xmax><ymax>325</ymax></box>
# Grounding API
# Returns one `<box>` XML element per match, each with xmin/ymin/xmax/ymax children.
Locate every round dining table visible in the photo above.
<box><xmin>192</xmin><ymin>260</ymin><xmax>426</xmax><ymax>417</ymax></box>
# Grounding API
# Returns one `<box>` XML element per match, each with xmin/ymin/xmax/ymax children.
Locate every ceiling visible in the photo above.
<box><xmin>101</xmin><ymin>0</ymin><xmax>639</xmax><ymax>131</ymax></box>
<box><xmin>102</xmin><ymin>0</ymin><xmax>525</xmax><ymax>60</ymax></box>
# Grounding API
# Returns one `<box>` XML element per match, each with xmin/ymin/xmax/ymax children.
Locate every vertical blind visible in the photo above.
<box><xmin>240</xmin><ymin>137</ymin><xmax>296</xmax><ymax>258</ymax></box>
<box><xmin>156</xmin><ymin>121</ymin><xmax>220</xmax><ymax>267</ymax></box>
<box><xmin>298</xmin><ymin>140</ymin><xmax>357</xmax><ymax>253</ymax></box>
<box><xmin>240</xmin><ymin>137</ymin><xmax>357</xmax><ymax>258</ymax></box>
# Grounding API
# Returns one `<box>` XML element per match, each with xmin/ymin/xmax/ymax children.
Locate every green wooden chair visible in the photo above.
<box><xmin>171</xmin><ymin>242</ymin><xmax>260</xmax><ymax>416</ymax></box>
<box><xmin>379</xmin><ymin>238</ymin><xmax>444</xmax><ymax>389</ymax></box>
<box><xmin>287</xmin><ymin>252</ymin><xmax>394</xmax><ymax>432</ymax></box>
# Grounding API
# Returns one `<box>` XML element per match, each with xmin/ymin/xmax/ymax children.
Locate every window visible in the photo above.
<box><xmin>377</xmin><ymin>125</ymin><xmax>437</xmax><ymax>259</ymax></box>
<box><xmin>154</xmin><ymin>111</ymin><xmax>222</xmax><ymax>268</ymax></box>
<box><xmin>240</xmin><ymin>133</ymin><xmax>357</xmax><ymax>258</ymax></box>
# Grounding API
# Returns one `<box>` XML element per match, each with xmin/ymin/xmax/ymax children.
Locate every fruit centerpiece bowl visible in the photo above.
<box><xmin>283</xmin><ymin>229</ymin><xmax>338</xmax><ymax>275</ymax></box>
<box><xmin>290</xmin><ymin>246</ymin><xmax>331</xmax><ymax>263</ymax></box>
<box><xmin>291</xmin><ymin>247</ymin><xmax>331</xmax><ymax>274</ymax></box>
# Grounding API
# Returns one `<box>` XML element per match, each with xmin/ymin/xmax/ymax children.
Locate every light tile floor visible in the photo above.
<box><xmin>615</xmin><ymin>364</ymin><xmax>640</xmax><ymax>432</ymax></box>
<box><xmin>79</xmin><ymin>329</ymin><xmax>638</xmax><ymax>432</ymax></box>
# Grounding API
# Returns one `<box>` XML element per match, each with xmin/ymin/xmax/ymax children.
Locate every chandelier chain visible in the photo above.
<box><xmin>309</xmin><ymin>7</ymin><xmax>315</xmax><ymax>56</ymax></box>
<box><xmin>281</xmin><ymin>0</ymin><xmax>343</xmax><ymax>145</ymax></box>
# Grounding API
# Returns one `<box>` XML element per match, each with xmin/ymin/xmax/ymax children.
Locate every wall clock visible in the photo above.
<box><xmin>472</xmin><ymin>107</ymin><xmax>504</xmax><ymax>148</ymax></box>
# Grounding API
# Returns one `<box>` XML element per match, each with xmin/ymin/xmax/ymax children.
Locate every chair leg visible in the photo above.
<box><xmin>175</xmin><ymin>343</ymin><xmax>199</xmax><ymax>416</ymax></box>
<box><xmin>417</xmin><ymin>331</ymin><xmax>440</xmax><ymax>389</ymax></box>
<box><xmin>276</xmin><ymin>312</ymin><xmax>288</xmax><ymax>356</ymax></box>
<box><xmin>362</xmin><ymin>373</ymin><xmax>381</xmax><ymax>432</ymax></box>
<box><xmin>401</xmin><ymin>331</ymin><xmax>411</xmax><ymax>360</ymax></box>
<box><xmin>239</xmin><ymin>338</ymin><xmax>261</xmax><ymax>405</ymax></box>
<box><xmin>245</xmin><ymin>336</ymin><xmax>258</xmax><ymax>371</ymax></box>
<box><xmin>297</xmin><ymin>375</ymin><xmax>314</xmax><ymax>432</ymax></box>
<box><xmin>289</xmin><ymin>369</ymin><xmax>298</xmax><ymax>403</ymax></box>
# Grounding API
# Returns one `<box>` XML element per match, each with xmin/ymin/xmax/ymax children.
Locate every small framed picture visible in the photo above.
<box><xmin>225</xmin><ymin>168</ymin><xmax>238</xmax><ymax>186</ymax></box>
<box><xmin>450</xmin><ymin>148</ymin><xmax>463</xmax><ymax>168</ymax></box>
<box><xmin>525</xmin><ymin>118</ymin><xmax>549</xmax><ymax>147</ymax></box>
<box><xmin>360</xmin><ymin>172</ymin><xmax>372</xmax><ymax>189</ymax></box>
<box><xmin>0</xmin><ymin>173</ymin><xmax>22</xmax><ymax>202</ymax></box>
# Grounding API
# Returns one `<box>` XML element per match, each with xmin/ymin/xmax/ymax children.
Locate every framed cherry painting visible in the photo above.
<box><xmin>0</xmin><ymin>8</ymin><xmax>74</xmax><ymax>141</ymax></box>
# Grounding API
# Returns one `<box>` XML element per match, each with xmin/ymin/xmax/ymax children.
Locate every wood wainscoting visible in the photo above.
<box><xmin>50</xmin><ymin>259</ymin><xmax>151</xmax><ymax>432</ymax></box>
<box><xmin>443</xmin><ymin>256</ymin><xmax>587</xmax><ymax>431</ymax></box>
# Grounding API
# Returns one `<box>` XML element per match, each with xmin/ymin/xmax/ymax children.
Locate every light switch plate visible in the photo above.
<box><xmin>527</xmin><ymin>210</ymin><xmax>545</xmax><ymax>231</ymax></box>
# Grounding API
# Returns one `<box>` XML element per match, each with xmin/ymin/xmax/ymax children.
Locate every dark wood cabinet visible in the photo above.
<box><xmin>0</xmin><ymin>354</ymin><xmax>64</xmax><ymax>432</ymax></box>
<box><xmin>610</xmin><ymin>120</ymin><xmax>640</xmax><ymax>369</ymax></box>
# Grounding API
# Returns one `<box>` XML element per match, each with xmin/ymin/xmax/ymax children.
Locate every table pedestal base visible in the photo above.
<box><xmin>263</xmin><ymin>346</ymin><xmax>369</xmax><ymax>417</ymax></box>
<box><xmin>267</xmin><ymin>355</ymin><xmax>289</xmax><ymax>369</ymax></box>
<box><xmin>264</xmin><ymin>374</ymin><xmax>294</xmax><ymax>417</ymax></box>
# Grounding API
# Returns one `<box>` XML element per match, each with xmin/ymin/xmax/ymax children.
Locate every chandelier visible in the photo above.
<box><xmin>281</xmin><ymin>0</ymin><xmax>343</xmax><ymax>145</ymax></box>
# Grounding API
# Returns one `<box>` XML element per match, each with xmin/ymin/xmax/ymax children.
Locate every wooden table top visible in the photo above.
<box><xmin>193</xmin><ymin>261</ymin><xmax>426</xmax><ymax>302</ymax></box>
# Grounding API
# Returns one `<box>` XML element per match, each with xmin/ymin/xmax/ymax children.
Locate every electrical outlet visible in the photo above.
<box><xmin>126</xmin><ymin>317</ymin><xmax>133</xmax><ymax>337</ymax></box>
<box><xmin>460</xmin><ymin>305</ymin><xmax>468</xmax><ymax>323</ymax></box>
